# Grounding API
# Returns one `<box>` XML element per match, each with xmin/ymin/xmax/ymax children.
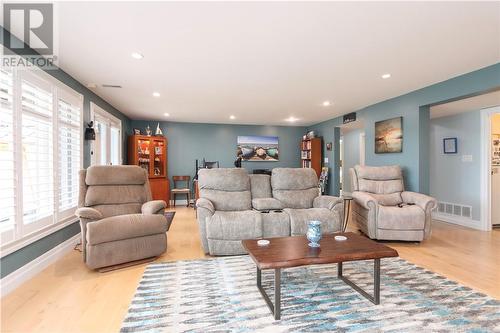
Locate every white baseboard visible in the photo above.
<box><xmin>432</xmin><ymin>212</ymin><xmax>482</xmax><ymax>230</ymax></box>
<box><xmin>1</xmin><ymin>234</ymin><xmax>80</xmax><ymax>298</ymax></box>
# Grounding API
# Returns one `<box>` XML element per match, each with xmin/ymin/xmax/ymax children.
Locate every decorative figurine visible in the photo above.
<box><xmin>146</xmin><ymin>125</ymin><xmax>152</xmax><ymax>136</ymax></box>
<box><xmin>155</xmin><ymin>123</ymin><xmax>163</xmax><ymax>136</ymax></box>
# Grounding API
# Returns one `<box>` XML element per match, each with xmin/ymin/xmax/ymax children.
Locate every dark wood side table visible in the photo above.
<box><xmin>242</xmin><ymin>233</ymin><xmax>399</xmax><ymax>320</ymax></box>
<box><xmin>342</xmin><ymin>196</ymin><xmax>353</xmax><ymax>232</ymax></box>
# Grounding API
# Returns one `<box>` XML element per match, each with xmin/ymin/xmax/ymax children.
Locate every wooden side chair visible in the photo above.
<box><xmin>171</xmin><ymin>176</ymin><xmax>191</xmax><ymax>207</ymax></box>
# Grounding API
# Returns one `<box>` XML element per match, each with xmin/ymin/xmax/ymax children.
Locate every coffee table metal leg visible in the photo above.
<box><xmin>337</xmin><ymin>259</ymin><xmax>381</xmax><ymax>305</ymax></box>
<box><xmin>256</xmin><ymin>267</ymin><xmax>281</xmax><ymax>320</ymax></box>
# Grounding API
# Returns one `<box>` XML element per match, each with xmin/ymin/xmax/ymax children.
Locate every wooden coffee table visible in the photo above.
<box><xmin>242</xmin><ymin>232</ymin><xmax>398</xmax><ymax>320</ymax></box>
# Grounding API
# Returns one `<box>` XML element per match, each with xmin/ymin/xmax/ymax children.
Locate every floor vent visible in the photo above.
<box><xmin>437</xmin><ymin>201</ymin><xmax>472</xmax><ymax>219</ymax></box>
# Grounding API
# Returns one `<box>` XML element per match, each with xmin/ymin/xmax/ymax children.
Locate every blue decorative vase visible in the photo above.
<box><xmin>307</xmin><ymin>220</ymin><xmax>322</xmax><ymax>247</ymax></box>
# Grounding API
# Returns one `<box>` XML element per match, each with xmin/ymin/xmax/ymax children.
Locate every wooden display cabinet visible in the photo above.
<box><xmin>128</xmin><ymin>135</ymin><xmax>170</xmax><ymax>206</ymax></box>
<box><xmin>301</xmin><ymin>137</ymin><xmax>322</xmax><ymax>178</ymax></box>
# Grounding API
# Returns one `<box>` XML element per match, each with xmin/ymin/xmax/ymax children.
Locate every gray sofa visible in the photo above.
<box><xmin>196</xmin><ymin>168</ymin><xmax>343</xmax><ymax>255</ymax></box>
<box><xmin>75</xmin><ymin>165</ymin><xmax>168</xmax><ymax>270</ymax></box>
<box><xmin>350</xmin><ymin>165</ymin><xmax>437</xmax><ymax>241</ymax></box>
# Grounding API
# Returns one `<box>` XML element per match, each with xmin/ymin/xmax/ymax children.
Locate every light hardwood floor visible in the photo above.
<box><xmin>1</xmin><ymin>207</ymin><xmax>499</xmax><ymax>333</ymax></box>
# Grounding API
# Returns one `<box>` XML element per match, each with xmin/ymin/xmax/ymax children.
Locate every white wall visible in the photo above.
<box><xmin>342</xmin><ymin>129</ymin><xmax>363</xmax><ymax>193</ymax></box>
<box><xmin>430</xmin><ymin>110</ymin><xmax>481</xmax><ymax>220</ymax></box>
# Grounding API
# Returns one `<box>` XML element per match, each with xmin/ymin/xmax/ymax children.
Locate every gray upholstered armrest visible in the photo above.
<box><xmin>196</xmin><ymin>198</ymin><xmax>215</xmax><ymax>215</ymax></box>
<box><xmin>86</xmin><ymin>214</ymin><xmax>167</xmax><ymax>245</ymax></box>
<box><xmin>75</xmin><ymin>207</ymin><xmax>103</xmax><ymax>220</ymax></box>
<box><xmin>401</xmin><ymin>191</ymin><xmax>437</xmax><ymax>212</ymax></box>
<box><xmin>351</xmin><ymin>191</ymin><xmax>378</xmax><ymax>210</ymax></box>
<box><xmin>141</xmin><ymin>200</ymin><xmax>167</xmax><ymax>215</ymax></box>
<box><xmin>313</xmin><ymin>195</ymin><xmax>342</xmax><ymax>210</ymax></box>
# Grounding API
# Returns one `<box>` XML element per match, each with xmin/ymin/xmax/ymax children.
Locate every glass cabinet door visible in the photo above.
<box><xmin>152</xmin><ymin>139</ymin><xmax>165</xmax><ymax>177</ymax></box>
<box><xmin>137</xmin><ymin>139</ymin><xmax>151</xmax><ymax>174</ymax></box>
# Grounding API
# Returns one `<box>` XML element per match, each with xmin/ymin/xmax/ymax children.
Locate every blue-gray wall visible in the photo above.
<box><xmin>0</xmin><ymin>27</ymin><xmax>132</xmax><ymax>278</ymax></box>
<box><xmin>130</xmin><ymin>121</ymin><xmax>306</xmax><ymax>186</ymax></box>
<box><xmin>342</xmin><ymin>129</ymin><xmax>363</xmax><ymax>193</ymax></box>
<box><xmin>308</xmin><ymin>63</ymin><xmax>500</xmax><ymax>196</ymax></box>
<box><xmin>430</xmin><ymin>111</ymin><xmax>481</xmax><ymax>220</ymax></box>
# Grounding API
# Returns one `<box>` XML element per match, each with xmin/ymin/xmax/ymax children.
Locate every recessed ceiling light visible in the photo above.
<box><xmin>164</xmin><ymin>113</ymin><xmax>170</xmax><ymax>117</ymax></box>
<box><xmin>131</xmin><ymin>52</ymin><xmax>143</xmax><ymax>59</ymax></box>
<box><xmin>229</xmin><ymin>115</ymin><xmax>236</xmax><ymax>120</ymax></box>
<box><xmin>286</xmin><ymin>116</ymin><xmax>299</xmax><ymax>122</ymax></box>
<box><xmin>322</xmin><ymin>101</ymin><xmax>332</xmax><ymax>107</ymax></box>
<box><xmin>381</xmin><ymin>73</ymin><xmax>391</xmax><ymax>79</ymax></box>
<box><xmin>152</xmin><ymin>92</ymin><xmax>160</xmax><ymax>97</ymax></box>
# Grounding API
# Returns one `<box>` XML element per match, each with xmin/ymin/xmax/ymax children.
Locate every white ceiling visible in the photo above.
<box><xmin>430</xmin><ymin>90</ymin><xmax>500</xmax><ymax>119</ymax></box>
<box><xmin>18</xmin><ymin>2</ymin><xmax>500</xmax><ymax>125</ymax></box>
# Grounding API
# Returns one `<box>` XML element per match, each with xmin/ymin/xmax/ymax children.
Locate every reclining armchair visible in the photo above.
<box><xmin>350</xmin><ymin>165</ymin><xmax>437</xmax><ymax>241</ymax></box>
<box><xmin>75</xmin><ymin>165</ymin><xmax>168</xmax><ymax>270</ymax></box>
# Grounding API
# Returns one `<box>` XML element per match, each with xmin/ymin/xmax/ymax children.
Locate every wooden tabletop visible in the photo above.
<box><xmin>242</xmin><ymin>233</ymin><xmax>398</xmax><ymax>270</ymax></box>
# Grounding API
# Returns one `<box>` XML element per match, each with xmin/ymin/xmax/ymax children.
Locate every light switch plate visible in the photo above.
<box><xmin>462</xmin><ymin>155</ymin><xmax>473</xmax><ymax>162</ymax></box>
<box><xmin>324</xmin><ymin>157</ymin><xmax>329</xmax><ymax>163</ymax></box>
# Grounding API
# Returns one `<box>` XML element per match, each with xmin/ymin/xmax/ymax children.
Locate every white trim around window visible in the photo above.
<box><xmin>0</xmin><ymin>67</ymin><xmax>83</xmax><ymax>257</ymax></box>
<box><xmin>89</xmin><ymin>103</ymin><xmax>122</xmax><ymax>166</ymax></box>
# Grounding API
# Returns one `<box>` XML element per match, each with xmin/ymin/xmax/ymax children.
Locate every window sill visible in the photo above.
<box><xmin>0</xmin><ymin>218</ymin><xmax>79</xmax><ymax>258</ymax></box>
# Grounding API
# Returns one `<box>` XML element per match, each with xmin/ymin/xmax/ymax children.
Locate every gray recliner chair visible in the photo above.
<box><xmin>350</xmin><ymin>165</ymin><xmax>437</xmax><ymax>241</ymax></box>
<box><xmin>75</xmin><ymin>165</ymin><xmax>168</xmax><ymax>270</ymax></box>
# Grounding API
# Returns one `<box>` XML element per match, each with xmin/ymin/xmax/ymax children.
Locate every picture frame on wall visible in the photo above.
<box><xmin>443</xmin><ymin>137</ymin><xmax>458</xmax><ymax>154</ymax></box>
<box><xmin>375</xmin><ymin>116</ymin><xmax>403</xmax><ymax>153</ymax></box>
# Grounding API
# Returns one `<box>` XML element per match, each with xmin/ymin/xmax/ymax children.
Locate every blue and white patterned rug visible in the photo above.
<box><xmin>121</xmin><ymin>256</ymin><xmax>499</xmax><ymax>332</ymax></box>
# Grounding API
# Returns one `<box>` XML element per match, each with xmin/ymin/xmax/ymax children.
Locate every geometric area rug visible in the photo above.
<box><xmin>121</xmin><ymin>256</ymin><xmax>500</xmax><ymax>333</ymax></box>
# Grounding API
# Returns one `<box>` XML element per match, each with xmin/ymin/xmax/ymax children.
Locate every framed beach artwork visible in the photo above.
<box><xmin>237</xmin><ymin>135</ymin><xmax>279</xmax><ymax>161</ymax></box>
<box><xmin>375</xmin><ymin>117</ymin><xmax>403</xmax><ymax>153</ymax></box>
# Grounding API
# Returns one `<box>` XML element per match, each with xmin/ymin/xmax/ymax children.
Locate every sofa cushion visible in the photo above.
<box><xmin>86</xmin><ymin>214</ymin><xmax>167</xmax><ymax>245</ymax></box>
<box><xmin>206</xmin><ymin>211</ymin><xmax>262</xmax><ymax>240</ymax></box>
<box><xmin>200</xmin><ymin>189</ymin><xmax>252</xmax><ymax>211</ymax></box>
<box><xmin>198</xmin><ymin>168</ymin><xmax>252</xmax><ymax>211</ymax></box>
<box><xmin>284</xmin><ymin>208</ymin><xmax>340</xmax><ymax>236</ymax></box>
<box><xmin>271</xmin><ymin>168</ymin><xmax>318</xmax><ymax>190</ymax></box>
<box><xmin>358</xmin><ymin>179</ymin><xmax>404</xmax><ymax>195</ymax></box>
<box><xmin>377</xmin><ymin>205</ymin><xmax>425</xmax><ymax>230</ymax></box>
<box><xmin>262</xmin><ymin>211</ymin><xmax>290</xmax><ymax>238</ymax></box>
<box><xmin>85</xmin><ymin>165</ymin><xmax>147</xmax><ymax>186</ymax></box>
<box><xmin>370</xmin><ymin>193</ymin><xmax>403</xmax><ymax>206</ymax></box>
<box><xmin>273</xmin><ymin>188</ymin><xmax>318</xmax><ymax>209</ymax></box>
<box><xmin>85</xmin><ymin>185</ymin><xmax>147</xmax><ymax>206</ymax></box>
<box><xmin>198</xmin><ymin>168</ymin><xmax>250</xmax><ymax>191</ymax></box>
<box><xmin>249</xmin><ymin>174</ymin><xmax>272</xmax><ymax>198</ymax></box>
<box><xmin>252</xmin><ymin>198</ymin><xmax>284</xmax><ymax>211</ymax></box>
<box><xmin>354</xmin><ymin>165</ymin><xmax>402</xmax><ymax>181</ymax></box>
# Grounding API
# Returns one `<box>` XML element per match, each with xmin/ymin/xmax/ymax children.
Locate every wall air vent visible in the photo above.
<box><xmin>437</xmin><ymin>201</ymin><xmax>472</xmax><ymax>219</ymax></box>
<box><xmin>101</xmin><ymin>84</ymin><xmax>122</xmax><ymax>88</ymax></box>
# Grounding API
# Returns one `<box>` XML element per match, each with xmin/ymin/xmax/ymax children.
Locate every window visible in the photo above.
<box><xmin>91</xmin><ymin>103</ymin><xmax>122</xmax><ymax>166</ymax></box>
<box><xmin>0</xmin><ymin>69</ymin><xmax>15</xmax><ymax>244</ymax></box>
<box><xmin>0</xmin><ymin>68</ymin><xmax>83</xmax><ymax>248</ymax></box>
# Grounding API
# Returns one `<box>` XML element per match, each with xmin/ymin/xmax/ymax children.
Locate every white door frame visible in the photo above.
<box><xmin>480</xmin><ymin>106</ymin><xmax>500</xmax><ymax>231</ymax></box>
<box><xmin>89</xmin><ymin>103</ymin><xmax>122</xmax><ymax>165</ymax></box>
<box><xmin>359</xmin><ymin>132</ymin><xmax>366</xmax><ymax>166</ymax></box>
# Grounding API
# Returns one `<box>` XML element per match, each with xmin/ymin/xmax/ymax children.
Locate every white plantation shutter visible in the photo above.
<box><xmin>0</xmin><ymin>68</ymin><xmax>83</xmax><ymax>248</ymax></box>
<box><xmin>0</xmin><ymin>69</ymin><xmax>16</xmax><ymax>243</ymax></box>
<box><xmin>21</xmin><ymin>76</ymin><xmax>54</xmax><ymax>232</ymax></box>
<box><xmin>58</xmin><ymin>95</ymin><xmax>81</xmax><ymax>218</ymax></box>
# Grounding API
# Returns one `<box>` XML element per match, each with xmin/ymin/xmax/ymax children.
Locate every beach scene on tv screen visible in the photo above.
<box><xmin>237</xmin><ymin>135</ymin><xmax>279</xmax><ymax>161</ymax></box>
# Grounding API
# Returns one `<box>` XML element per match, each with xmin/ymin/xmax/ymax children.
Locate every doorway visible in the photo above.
<box><xmin>481</xmin><ymin>106</ymin><xmax>500</xmax><ymax>229</ymax></box>
<box><xmin>429</xmin><ymin>90</ymin><xmax>500</xmax><ymax>231</ymax></box>
<box><xmin>338</xmin><ymin>120</ymin><xmax>365</xmax><ymax>195</ymax></box>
